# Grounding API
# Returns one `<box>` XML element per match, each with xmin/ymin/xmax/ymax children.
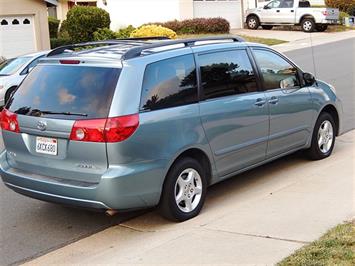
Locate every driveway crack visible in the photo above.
<box><xmin>203</xmin><ymin>227</ymin><xmax>310</xmax><ymax>244</ymax></box>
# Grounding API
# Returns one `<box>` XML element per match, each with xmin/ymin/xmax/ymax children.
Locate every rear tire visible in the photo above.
<box><xmin>306</xmin><ymin>112</ymin><xmax>336</xmax><ymax>160</ymax></box>
<box><xmin>246</xmin><ymin>15</ymin><xmax>260</xmax><ymax>30</ymax></box>
<box><xmin>316</xmin><ymin>25</ymin><xmax>328</xmax><ymax>32</ymax></box>
<box><xmin>301</xmin><ymin>18</ymin><xmax>315</xmax><ymax>32</ymax></box>
<box><xmin>262</xmin><ymin>25</ymin><xmax>273</xmax><ymax>30</ymax></box>
<box><xmin>159</xmin><ymin>157</ymin><xmax>207</xmax><ymax>222</ymax></box>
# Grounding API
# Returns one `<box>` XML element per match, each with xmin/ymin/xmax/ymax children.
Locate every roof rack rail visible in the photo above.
<box><xmin>47</xmin><ymin>36</ymin><xmax>171</xmax><ymax>57</ymax></box>
<box><xmin>122</xmin><ymin>36</ymin><xmax>245</xmax><ymax>60</ymax></box>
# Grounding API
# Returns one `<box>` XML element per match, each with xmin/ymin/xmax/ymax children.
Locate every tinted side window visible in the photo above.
<box><xmin>199</xmin><ymin>50</ymin><xmax>258</xmax><ymax>100</ymax></box>
<box><xmin>140</xmin><ymin>54</ymin><xmax>197</xmax><ymax>111</ymax></box>
<box><xmin>253</xmin><ymin>49</ymin><xmax>300</xmax><ymax>90</ymax></box>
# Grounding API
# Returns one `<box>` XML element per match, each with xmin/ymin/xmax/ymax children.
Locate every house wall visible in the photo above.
<box><xmin>0</xmin><ymin>0</ymin><xmax>50</xmax><ymax>51</ymax></box>
<box><xmin>97</xmin><ymin>0</ymin><xmax>182</xmax><ymax>30</ymax></box>
<box><xmin>56</xmin><ymin>0</ymin><xmax>69</xmax><ymax>21</ymax></box>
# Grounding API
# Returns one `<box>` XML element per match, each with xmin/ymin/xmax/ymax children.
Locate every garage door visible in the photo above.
<box><xmin>0</xmin><ymin>15</ymin><xmax>36</xmax><ymax>58</ymax></box>
<box><xmin>193</xmin><ymin>0</ymin><xmax>243</xmax><ymax>29</ymax></box>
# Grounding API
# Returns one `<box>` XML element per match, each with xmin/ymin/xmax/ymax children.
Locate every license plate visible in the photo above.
<box><xmin>36</xmin><ymin>137</ymin><xmax>58</xmax><ymax>155</ymax></box>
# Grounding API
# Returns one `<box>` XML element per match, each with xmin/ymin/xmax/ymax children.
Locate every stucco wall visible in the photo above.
<box><xmin>0</xmin><ymin>0</ymin><xmax>50</xmax><ymax>51</ymax></box>
<box><xmin>97</xmin><ymin>0</ymin><xmax>182</xmax><ymax>30</ymax></box>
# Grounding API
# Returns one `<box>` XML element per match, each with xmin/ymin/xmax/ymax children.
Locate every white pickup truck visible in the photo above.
<box><xmin>245</xmin><ymin>0</ymin><xmax>339</xmax><ymax>32</ymax></box>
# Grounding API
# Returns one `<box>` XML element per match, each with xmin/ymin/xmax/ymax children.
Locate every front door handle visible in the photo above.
<box><xmin>254</xmin><ymin>98</ymin><xmax>266</xmax><ymax>107</ymax></box>
<box><xmin>291</xmin><ymin>10</ymin><xmax>295</xmax><ymax>12</ymax></box>
<box><xmin>268</xmin><ymin>97</ymin><xmax>279</xmax><ymax>104</ymax></box>
<box><xmin>276</xmin><ymin>9</ymin><xmax>280</xmax><ymax>12</ymax></box>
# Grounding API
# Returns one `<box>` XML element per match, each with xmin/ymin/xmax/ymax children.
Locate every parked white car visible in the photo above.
<box><xmin>245</xmin><ymin>0</ymin><xmax>339</xmax><ymax>32</ymax></box>
<box><xmin>0</xmin><ymin>51</ymin><xmax>48</xmax><ymax>106</ymax></box>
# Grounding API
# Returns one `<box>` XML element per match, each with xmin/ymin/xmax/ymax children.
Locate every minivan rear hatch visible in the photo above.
<box><xmin>2</xmin><ymin>63</ymin><xmax>120</xmax><ymax>185</ymax></box>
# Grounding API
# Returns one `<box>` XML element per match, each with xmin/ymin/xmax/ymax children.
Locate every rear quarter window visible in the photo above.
<box><xmin>7</xmin><ymin>65</ymin><xmax>120</xmax><ymax>119</ymax></box>
<box><xmin>140</xmin><ymin>54</ymin><xmax>198</xmax><ymax>111</ymax></box>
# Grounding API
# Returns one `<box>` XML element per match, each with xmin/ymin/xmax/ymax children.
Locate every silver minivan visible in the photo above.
<box><xmin>0</xmin><ymin>37</ymin><xmax>343</xmax><ymax>221</ymax></box>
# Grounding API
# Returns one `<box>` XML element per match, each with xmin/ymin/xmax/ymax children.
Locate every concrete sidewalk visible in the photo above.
<box><xmin>25</xmin><ymin>131</ymin><xmax>354</xmax><ymax>265</ymax></box>
<box><xmin>232</xmin><ymin>29</ymin><xmax>355</xmax><ymax>52</ymax></box>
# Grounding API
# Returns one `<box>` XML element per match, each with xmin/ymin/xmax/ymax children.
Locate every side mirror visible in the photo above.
<box><xmin>264</xmin><ymin>5</ymin><xmax>270</xmax><ymax>9</ymax></box>
<box><xmin>303</xmin><ymin>72</ymin><xmax>315</xmax><ymax>86</ymax></box>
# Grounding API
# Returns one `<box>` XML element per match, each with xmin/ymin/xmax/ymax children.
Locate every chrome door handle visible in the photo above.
<box><xmin>254</xmin><ymin>98</ymin><xmax>266</xmax><ymax>107</ymax></box>
<box><xmin>268</xmin><ymin>97</ymin><xmax>279</xmax><ymax>104</ymax></box>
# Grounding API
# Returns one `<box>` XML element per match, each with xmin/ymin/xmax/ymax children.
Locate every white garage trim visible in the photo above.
<box><xmin>193</xmin><ymin>0</ymin><xmax>243</xmax><ymax>29</ymax></box>
<box><xmin>0</xmin><ymin>15</ymin><xmax>36</xmax><ymax>58</ymax></box>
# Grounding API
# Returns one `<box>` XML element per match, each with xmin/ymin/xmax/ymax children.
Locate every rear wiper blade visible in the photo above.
<box><xmin>31</xmin><ymin>109</ymin><xmax>88</xmax><ymax>117</ymax></box>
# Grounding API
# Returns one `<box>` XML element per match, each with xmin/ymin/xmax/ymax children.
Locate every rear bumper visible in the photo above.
<box><xmin>320</xmin><ymin>19</ymin><xmax>339</xmax><ymax>25</ymax></box>
<box><xmin>0</xmin><ymin>151</ymin><xmax>168</xmax><ymax>210</ymax></box>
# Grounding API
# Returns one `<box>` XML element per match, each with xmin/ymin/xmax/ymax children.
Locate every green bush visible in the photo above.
<box><xmin>347</xmin><ymin>4</ymin><xmax>355</xmax><ymax>15</ymax></box>
<box><xmin>116</xmin><ymin>25</ymin><xmax>136</xmax><ymax>38</ymax></box>
<box><xmin>147</xmin><ymin>18</ymin><xmax>230</xmax><ymax>34</ymax></box>
<box><xmin>93</xmin><ymin>28</ymin><xmax>117</xmax><ymax>41</ymax></box>
<box><xmin>48</xmin><ymin>16</ymin><xmax>60</xmax><ymax>38</ymax></box>
<box><xmin>339</xmin><ymin>11</ymin><xmax>350</xmax><ymax>23</ymax></box>
<box><xmin>50</xmin><ymin>37</ymin><xmax>72</xmax><ymax>49</ymax></box>
<box><xmin>325</xmin><ymin>0</ymin><xmax>355</xmax><ymax>12</ymax></box>
<box><xmin>66</xmin><ymin>6</ymin><xmax>110</xmax><ymax>43</ymax></box>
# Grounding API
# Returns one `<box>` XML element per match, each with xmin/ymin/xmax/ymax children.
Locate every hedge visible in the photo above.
<box><xmin>48</xmin><ymin>16</ymin><xmax>60</xmax><ymax>38</ymax></box>
<box><xmin>325</xmin><ymin>0</ymin><xmax>355</xmax><ymax>12</ymax></box>
<box><xmin>50</xmin><ymin>37</ymin><xmax>72</xmax><ymax>49</ymax></box>
<box><xmin>130</xmin><ymin>25</ymin><xmax>177</xmax><ymax>39</ymax></box>
<box><xmin>150</xmin><ymin>18</ymin><xmax>230</xmax><ymax>34</ymax></box>
<box><xmin>66</xmin><ymin>6</ymin><xmax>110</xmax><ymax>43</ymax></box>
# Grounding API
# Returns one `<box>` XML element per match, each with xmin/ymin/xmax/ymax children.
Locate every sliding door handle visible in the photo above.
<box><xmin>254</xmin><ymin>98</ymin><xmax>267</xmax><ymax>107</ymax></box>
<box><xmin>268</xmin><ymin>97</ymin><xmax>279</xmax><ymax>104</ymax></box>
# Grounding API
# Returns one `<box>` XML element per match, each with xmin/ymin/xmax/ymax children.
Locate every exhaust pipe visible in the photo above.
<box><xmin>105</xmin><ymin>209</ymin><xmax>118</xmax><ymax>216</ymax></box>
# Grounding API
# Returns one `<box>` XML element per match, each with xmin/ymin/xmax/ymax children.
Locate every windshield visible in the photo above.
<box><xmin>7</xmin><ymin>65</ymin><xmax>121</xmax><ymax>120</ymax></box>
<box><xmin>0</xmin><ymin>57</ymin><xmax>32</xmax><ymax>76</ymax></box>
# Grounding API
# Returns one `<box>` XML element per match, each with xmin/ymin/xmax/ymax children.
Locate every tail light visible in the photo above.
<box><xmin>0</xmin><ymin>109</ymin><xmax>20</xmax><ymax>133</ymax></box>
<box><xmin>322</xmin><ymin>10</ymin><xmax>329</xmax><ymax>16</ymax></box>
<box><xmin>70</xmin><ymin>114</ymin><xmax>139</xmax><ymax>143</ymax></box>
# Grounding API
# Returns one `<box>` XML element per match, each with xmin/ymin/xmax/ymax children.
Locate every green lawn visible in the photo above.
<box><xmin>278</xmin><ymin>221</ymin><xmax>355</xmax><ymax>266</ymax></box>
<box><xmin>178</xmin><ymin>34</ymin><xmax>287</xmax><ymax>46</ymax></box>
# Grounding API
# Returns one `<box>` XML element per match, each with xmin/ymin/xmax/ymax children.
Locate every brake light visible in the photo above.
<box><xmin>59</xmin><ymin>60</ymin><xmax>80</xmax><ymax>64</ymax></box>
<box><xmin>322</xmin><ymin>10</ymin><xmax>329</xmax><ymax>16</ymax></box>
<box><xmin>0</xmin><ymin>109</ymin><xmax>20</xmax><ymax>133</ymax></box>
<box><xmin>69</xmin><ymin>114</ymin><xmax>139</xmax><ymax>143</ymax></box>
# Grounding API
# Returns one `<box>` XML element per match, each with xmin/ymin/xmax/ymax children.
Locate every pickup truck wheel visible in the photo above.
<box><xmin>316</xmin><ymin>25</ymin><xmax>328</xmax><ymax>32</ymax></box>
<box><xmin>301</xmin><ymin>18</ymin><xmax>315</xmax><ymax>32</ymax></box>
<box><xmin>262</xmin><ymin>25</ymin><xmax>273</xmax><ymax>30</ymax></box>
<box><xmin>246</xmin><ymin>16</ymin><xmax>260</xmax><ymax>30</ymax></box>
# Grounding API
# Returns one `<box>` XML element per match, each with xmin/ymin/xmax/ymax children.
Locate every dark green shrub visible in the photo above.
<box><xmin>93</xmin><ymin>28</ymin><xmax>117</xmax><ymax>41</ymax></box>
<box><xmin>146</xmin><ymin>18</ymin><xmax>230</xmax><ymax>34</ymax></box>
<box><xmin>325</xmin><ymin>0</ymin><xmax>354</xmax><ymax>12</ymax></box>
<box><xmin>116</xmin><ymin>25</ymin><xmax>136</xmax><ymax>38</ymax></box>
<box><xmin>66</xmin><ymin>6</ymin><xmax>110</xmax><ymax>43</ymax></box>
<box><xmin>347</xmin><ymin>4</ymin><xmax>355</xmax><ymax>15</ymax></box>
<box><xmin>50</xmin><ymin>37</ymin><xmax>72</xmax><ymax>49</ymax></box>
<box><xmin>48</xmin><ymin>16</ymin><xmax>60</xmax><ymax>38</ymax></box>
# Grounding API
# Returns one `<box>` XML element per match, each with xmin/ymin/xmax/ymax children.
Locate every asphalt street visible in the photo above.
<box><xmin>0</xmin><ymin>38</ymin><xmax>354</xmax><ymax>266</ymax></box>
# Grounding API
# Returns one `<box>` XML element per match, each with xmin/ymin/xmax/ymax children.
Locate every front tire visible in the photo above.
<box><xmin>159</xmin><ymin>157</ymin><xmax>207</xmax><ymax>222</ymax></box>
<box><xmin>246</xmin><ymin>15</ymin><xmax>260</xmax><ymax>30</ymax></box>
<box><xmin>301</xmin><ymin>18</ymin><xmax>315</xmax><ymax>32</ymax></box>
<box><xmin>306</xmin><ymin>112</ymin><xmax>336</xmax><ymax>160</ymax></box>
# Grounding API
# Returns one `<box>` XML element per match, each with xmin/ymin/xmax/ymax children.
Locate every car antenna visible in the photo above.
<box><xmin>309</xmin><ymin>32</ymin><xmax>319</xmax><ymax>86</ymax></box>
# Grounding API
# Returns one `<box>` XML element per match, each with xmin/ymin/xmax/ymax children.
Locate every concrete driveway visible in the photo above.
<box><xmin>24</xmin><ymin>130</ymin><xmax>354</xmax><ymax>265</ymax></box>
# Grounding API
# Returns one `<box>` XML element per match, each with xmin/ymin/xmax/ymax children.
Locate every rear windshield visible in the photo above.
<box><xmin>7</xmin><ymin>65</ymin><xmax>120</xmax><ymax>120</ymax></box>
